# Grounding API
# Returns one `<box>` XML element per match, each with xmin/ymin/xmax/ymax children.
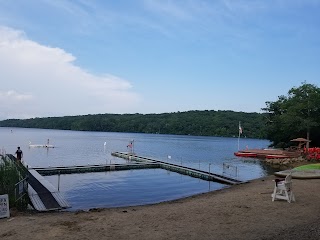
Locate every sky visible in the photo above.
<box><xmin>0</xmin><ymin>0</ymin><xmax>319</xmax><ymax>120</ymax></box>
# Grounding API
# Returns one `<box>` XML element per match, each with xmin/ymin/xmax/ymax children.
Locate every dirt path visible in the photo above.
<box><xmin>1</xmin><ymin>175</ymin><xmax>320</xmax><ymax>240</ymax></box>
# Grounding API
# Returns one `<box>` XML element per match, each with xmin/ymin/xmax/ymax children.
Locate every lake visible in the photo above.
<box><xmin>0</xmin><ymin>127</ymin><xmax>272</xmax><ymax>210</ymax></box>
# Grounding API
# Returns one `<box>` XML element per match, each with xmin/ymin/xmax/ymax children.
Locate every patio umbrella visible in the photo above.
<box><xmin>290</xmin><ymin>138</ymin><xmax>311</xmax><ymax>149</ymax></box>
<box><xmin>290</xmin><ymin>138</ymin><xmax>311</xmax><ymax>142</ymax></box>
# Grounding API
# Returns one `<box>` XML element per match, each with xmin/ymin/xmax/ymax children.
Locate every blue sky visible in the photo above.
<box><xmin>0</xmin><ymin>0</ymin><xmax>319</xmax><ymax>119</ymax></box>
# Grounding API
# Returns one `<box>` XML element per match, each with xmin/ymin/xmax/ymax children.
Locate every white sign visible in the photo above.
<box><xmin>0</xmin><ymin>194</ymin><xmax>10</xmax><ymax>219</ymax></box>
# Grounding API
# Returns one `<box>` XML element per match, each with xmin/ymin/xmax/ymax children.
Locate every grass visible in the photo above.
<box><xmin>294</xmin><ymin>163</ymin><xmax>320</xmax><ymax>171</ymax></box>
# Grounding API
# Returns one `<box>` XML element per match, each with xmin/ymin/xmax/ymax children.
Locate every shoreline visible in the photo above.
<box><xmin>1</xmin><ymin>174</ymin><xmax>320</xmax><ymax>240</ymax></box>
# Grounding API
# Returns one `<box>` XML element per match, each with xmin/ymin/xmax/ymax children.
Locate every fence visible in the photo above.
<box><xmin>15</xmin><ymin>177</ymin><xmax>28</xmax><ymax>202</ymax></box>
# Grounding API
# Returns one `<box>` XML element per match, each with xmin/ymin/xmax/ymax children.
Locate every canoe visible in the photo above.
<box><xmin>234</xmin><ymin>152</ymin><xmax>257</xmax><ymax>157</ymax></box>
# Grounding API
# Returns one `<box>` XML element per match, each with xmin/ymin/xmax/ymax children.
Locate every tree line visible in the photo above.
<box><xmin>263</xmin><ymin>82</ymin><xmax>320</xmax><ymax>147</ymax></box>
<box><xmin>0</xmin><ymin>110</ymin><xmax>267</xmax><ymax>139</ymax></box>
<box><xmin>1</xmin><ymin>82</ymin><xmax>319</xmax><ymax>147</ymax></box>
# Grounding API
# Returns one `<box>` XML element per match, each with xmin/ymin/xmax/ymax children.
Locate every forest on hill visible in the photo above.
<box><xmin>1</xmin><ymin>82</ymin><xmax>319</xmax><ymax>147</ymax></box>
<box><xmin>0</xmin><ymin>110</ymin><xmax>267</xmax><ymax>139</ymax></box>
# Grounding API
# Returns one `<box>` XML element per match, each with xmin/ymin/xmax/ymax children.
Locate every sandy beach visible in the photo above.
<box><xmin>1</xmin><ymin>174</ymin><xmax>319</xmax><ymax>240</ymax></box>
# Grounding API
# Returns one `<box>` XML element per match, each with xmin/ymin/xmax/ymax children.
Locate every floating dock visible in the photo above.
<box><xmin>33</xmin><ymin>162</ymin><xmax>159</xmax><ymax>176</ymax></box>
<box><xmin>5</xmin><ymin>150</ymin><xmax>242</xmax><ymax>212</ymax></box>
<box><xmin>30</xmin><ymin>152</ymin><xmax>242</xmax><ymax>185</ymax></box>
<box><xmin>111</xmin><ymin>152</ymin><xmax>243</xmax><ymax>185</ymax></box>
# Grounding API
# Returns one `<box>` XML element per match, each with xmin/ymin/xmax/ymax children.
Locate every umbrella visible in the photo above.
<box><xmin>290</xmin><ymin>138</ymin><xmax>311</xmax><ymax>149</ymax></box>
<box><xmin>290</xmin><ymin>138</ymin><xmax>311</xmax><ymax>142</ymax></box>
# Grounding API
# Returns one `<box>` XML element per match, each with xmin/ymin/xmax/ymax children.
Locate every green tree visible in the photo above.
<box><xmin>0</xmin><ymin>110</ymin><xmax>268</xmax><ymax>139</ymax></box>
<box><xmin>263</xmin><ymin>82</ymin><xmax>320</xmax><ymax>148</ymax></box>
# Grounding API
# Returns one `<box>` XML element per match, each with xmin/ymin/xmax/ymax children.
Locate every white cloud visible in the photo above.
<box><xmin>0</xmin><ymin>26</ymin><xmax>141</xmax><ymax>120</ymax></box>
<box><xmin>0</xmin><ymin>90</ymin><xmax>33</xmax><ymax>101</ymax></box>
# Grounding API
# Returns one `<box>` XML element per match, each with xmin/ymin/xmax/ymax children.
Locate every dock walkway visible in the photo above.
<box><xmin>29</xmin><ymin>152</ymin><xmax>242</xmax><ymax>185</ymax></box>
<box><xmin>111</xmin><ymin>152</ymin><xmax>243</xmax><ymax>185</ymax></box>
<box><xmin>33</xmin><ymin>162</ymin><xmax>159</xmax><ymax>176</ymax></box>
<box><xmin>5</xmin><ymin>151</ymin><xmax>242</xmax><ymax>212</ymax></box>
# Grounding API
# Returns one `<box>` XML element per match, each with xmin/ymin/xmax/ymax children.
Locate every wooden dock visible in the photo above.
<box><xmin>111</xmin><ymin>152</ymin><xmax>243</xmax><ymax>185</ymax></box>
<box><xmin>5</xmin><ymin>150</ymin><xmax>242</xmax><ymax>212</ymax></box>
<box><xmin>33</xmin><ymin>162</ymin><xmax>159</xmax><ymax>176</ymax></box>
<box><xmin>31</xmin><ymin>152</ymin><xmax>242</xmax><ymax>185</ymax></box>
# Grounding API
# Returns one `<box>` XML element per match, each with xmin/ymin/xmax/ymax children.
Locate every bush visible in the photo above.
<box><xmin>0</xmin><ymin>155</ymin><xmax>29</xmax><ymax>210</ymax></box>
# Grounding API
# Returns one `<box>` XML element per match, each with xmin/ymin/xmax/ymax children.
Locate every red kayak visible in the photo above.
<box><xmin>234</xmin><ymin>152</ymin><xmax>257</xmax><ymax>157</ymax></box>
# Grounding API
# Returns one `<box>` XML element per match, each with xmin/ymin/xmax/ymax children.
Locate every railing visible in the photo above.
<box><xmin>14</xmin><ymin>177</ymin><xmax>28</xmax><ymax>202</ymax></box>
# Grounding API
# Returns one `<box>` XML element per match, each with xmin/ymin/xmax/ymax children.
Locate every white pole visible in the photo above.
<box><xmin>238</xmin><ymin>121</ymin><xmax>241</xmax><ymax>150</ymax></box>
<box><xmin>132</xmin><ymin>139</ymin><xmax>134</xmax><ymax>154</ymax></box>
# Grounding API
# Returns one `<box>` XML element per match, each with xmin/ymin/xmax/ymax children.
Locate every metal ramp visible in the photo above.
<box><xmin>27</xmin><ymin>168</ymin><xmax>70</xmax><ymax>211</ymax></box>
<box><xmin>5</xmin><ymin>154</ymin><xmax>70</xmax><ymax>211</ymax></box>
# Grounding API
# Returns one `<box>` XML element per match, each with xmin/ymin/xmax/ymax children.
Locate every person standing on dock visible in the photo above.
<box><xmin>15</xmin><ymin>146</ymin><xmax>23</xmax><ymax>162</ymax></box>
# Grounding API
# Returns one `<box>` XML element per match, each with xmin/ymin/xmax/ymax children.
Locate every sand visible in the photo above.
<box><xmin>1</xmin><ymin>175</ymin><xmax>319</xmax><ymax>240</ymax></box>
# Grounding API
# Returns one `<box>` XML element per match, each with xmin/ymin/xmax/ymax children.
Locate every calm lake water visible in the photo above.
<box><xmin>0</xmin><ymin>127</ymin><xmax>272</xmax><ymax>210</ymax></box>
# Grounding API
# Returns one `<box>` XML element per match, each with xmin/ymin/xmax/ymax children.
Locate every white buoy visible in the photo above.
<box><xmin>104</xmin><ymin>142</ymin><xmax>107</xmax><ymax>153</ymax></box>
